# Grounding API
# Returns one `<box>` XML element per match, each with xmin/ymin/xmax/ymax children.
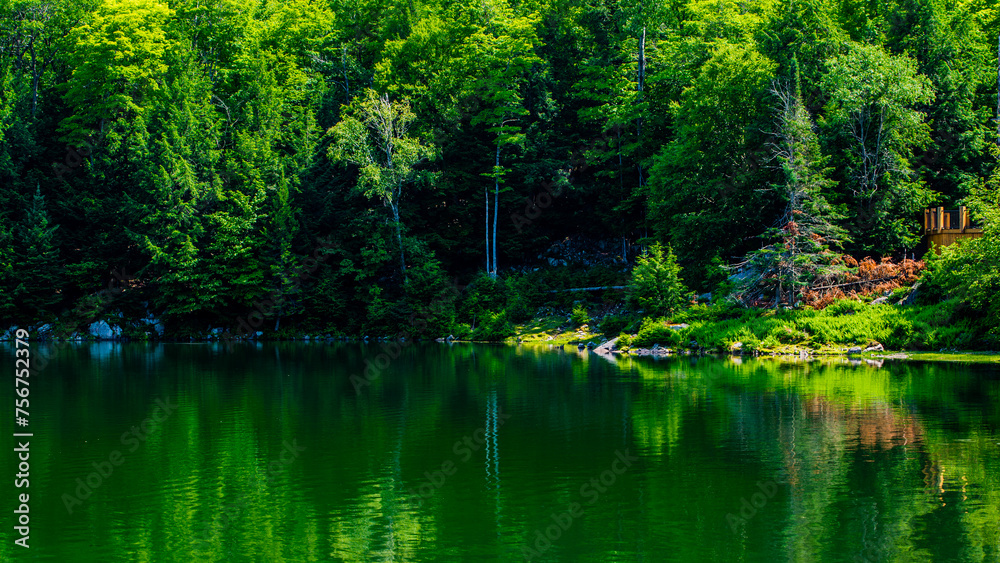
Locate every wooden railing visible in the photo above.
<box><xmin>924</xmin><ymin>206</ymin><xmax>972</xmax><ymax>232</ymax></box>
<box><xmin>924</xmin><ymin>205</ymin><xmax>983</xmax><ymax>249</ymax></box>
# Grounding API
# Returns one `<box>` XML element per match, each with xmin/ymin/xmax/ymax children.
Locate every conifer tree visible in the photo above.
<box><xmin>736</xmin><ymin>70</ymin><xmax>846</xmax><ymax>307</ymax></box>
<box><xmin>12</xmin><ymin>187</ymin><xmax>63</xmax><ymax>321</ymax></box>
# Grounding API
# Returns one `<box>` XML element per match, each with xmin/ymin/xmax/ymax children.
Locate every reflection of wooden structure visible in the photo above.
<box><xmin>924</xmin><ymin>206</ymin><xmax>983</xmax><ymax>250</ymax></box>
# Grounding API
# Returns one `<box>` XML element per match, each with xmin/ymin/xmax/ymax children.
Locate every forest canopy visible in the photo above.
<box><xmin>1</xmin><ymin>0</ymin><xmax>998</xmax><ymax>336</ymax></box>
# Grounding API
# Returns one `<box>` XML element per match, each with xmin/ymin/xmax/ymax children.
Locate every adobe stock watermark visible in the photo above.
<box><xmin>61</xmin><ymin>397</ymin><xmax>179</xmax><ymax>514</ymax></box>
<box><xmin>220</xmin><ymin>236</ymin><xmax>339</xmax><ymax>345</ymax></box>
<box><xmin>52</xmin><ymin>138</ymin><xmax>95</xmax><ymax>181</ymax></box>
<box><xmin>404</xmin><ymin>406</ymin><xmax>512</xmax><ymax>506</ymax></box>
<box><xmin>20</xmin><ymin>267</ymin><xmax>132</xmax><ymax>379</ymax></box>
<box><xmin>510</xmin><ymin>131</ymin><xmax>613</xmax><ymax>233</ymax></box>
<box><xmin>350</xmin><ymin>278</ymin><xmax>466</xmax><ymax>395</ymax></box>
<box><xmin>190</xmin><ymin>439</ymin><xmax>306</xmax><ymax>555</ymax></box>
<box><xmin>521</xmin><ymin>449</ymin><xmax>639</xmax><ymax>560</ymax></box>
<box><xmin>725</xmin><ymin>477</ymin><xmax>784</xmax><ymax>533</ymax></box>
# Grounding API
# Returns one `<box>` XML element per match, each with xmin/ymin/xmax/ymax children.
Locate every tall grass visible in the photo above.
<box><xmin>627</xmin><ymin>298</ymin><xmax>983</xmax><ymax>351</ymax></box>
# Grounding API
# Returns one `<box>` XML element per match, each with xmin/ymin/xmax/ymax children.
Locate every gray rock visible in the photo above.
<box><xmin>901</xmin><ymin>282</ymin><xmax>921</xmax><ymax>306</ymax></box>
<box><xmin>149</xmin><ymin>319</ymin><xmax>165</xmax><ymax>337</ymax></box>
<box><xmin>593</xmin><ymin>337</ymin><xmax>619</xmax><ymax>355</ymax></box>
<box><xmin>847</xmin><ymin>346</ymin><xmax>863</xmax><ymax>354</ymax></box>
<box><xmin>89</xmin><ymin>321</ymin><xmax>120</xmax><ymax>340</ymax></box>
<box><xmin>669</xmin><ymin>324</ymin><xmax>689</xmax><ymax>330</ymax></box>
<box><xmin>140</xmin><ymin>313</ymin><xmax>165</xmax><ymax>336</ymax></box>
<box><xmin>0</xmin><ymin>326</ymin><xmax>17</xmax><ymax>340</ymax></box>
<box><xmin>863</xmin><ymin>343</ymin><xmax>885</xmax><ymax>352</ymax></box>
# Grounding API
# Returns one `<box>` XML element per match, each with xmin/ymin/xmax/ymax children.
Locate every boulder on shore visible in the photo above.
<box><xmin>592</xmin><ymin>337</ymin><xmax>619</xmax><ymax>355</ymax></box>
<box><xmin>89</xmin><ymin>320</ymin><xmax>120</xmax><ymax>340</ymax></box>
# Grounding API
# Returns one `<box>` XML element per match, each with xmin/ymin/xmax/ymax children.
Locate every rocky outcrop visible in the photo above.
<box><xmin>593</xmin><ymin>337</ymin><xmax>619</xmax><ymax>355</ymax></box>
<box><xmin>88</xmin><ymin>320</ymin><xmax>121</xmax><ymax>340</ymax></box>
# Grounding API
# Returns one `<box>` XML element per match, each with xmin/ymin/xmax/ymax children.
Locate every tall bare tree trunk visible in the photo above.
<box><xmin>392</xmin><ymin>200</ymin><xmax>406</xmax><ymax>281</ymax></box>
<box><xmin>492</xmin><ymin>145</ymin><xmax>499</xmax><ymax>278</ymax></box>
<box><xmin>485</xmin><ymin>186</ymin><xmax>491</xmax><ymax>273</ymax></box>
<box><xmin>483</xmin><ymin>186</ymin><xmax>490</xmax><ymax>273</ymax></box>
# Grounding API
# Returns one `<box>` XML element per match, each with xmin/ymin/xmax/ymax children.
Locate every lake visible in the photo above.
<box><xmin>2</xmin><ymin>342</ymin><xmax>999</xmax><ymax>561</ymax></box>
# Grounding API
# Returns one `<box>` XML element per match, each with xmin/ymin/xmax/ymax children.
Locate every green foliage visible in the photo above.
<box><xmin>474</xmin><ymin>309</ymin><xmax>515</xmax><ymax>341</ymax></box>
<box><xmin>1</xmin><ymin>0</ymin><xmax>999</xmax><ymax>340</ymax></box>
<box><xmin>598</xmin><ymin>314</ymin><xmax>631</xmax><ymax>337</ymax></box>
<box><xmin>503</xmin><ymin>273</ymin><xmax>541</xmax><ymax>323</ymax></box>
<box><xmin>629</xmin><ymin>298</ymin><xmax>983</xmax><ymax>351</ymax></box>
<box><xmin>9</xmin><ymin>188</ymin><xmax>64</xmax><ymax>322</ymax></box>
<box><xmin>634</xmin><ymin>317</ymin><xmax>685</xmax><ymax>348</ymax></box>
<box><xmin>570</xmin><ymin>304</ymin><xmax>589</xmax><ymax>326</ymax></box>
<box><xmin>329</xmin><ymin>89</ymin><xmax>434</xmax><ymax>278</ymax></box>
<box><xmin>821</xmin><ymin>42</ymin><xmax>935</xmax><ymax>251</ymax></box>
<box><xmin>627</xmin><ymin>243</ymin><xmax>688</xmax><ymax>317</ymax></box>
<box><xmin>924</xmin><ymin>161</ymin><xmax>1000</xmax><ymax>344</ymax></box>
<box><xmin>823</xmin><ymin>298</ymin><xmax>866</xmax><ymax>317</ymax></box>
<box><xmin>734</xmin><ymin>80</ymin><xmax>847</xmax><ymax>306</ymax></box>
<box><xmin>402</xmin><ymin>243</ymin><xmax>457</xmax><ymax>336</ymax></box>
<box><xmin>60</xmin><ymin>0</ymin><xmax>174</xmax><ymax>146</ymax></box>
<box><xmin>647</xmin><ymin>43</ymin><xmax>778</xmax><ymax>287</ymax></box>
<box><xmin>459</xmin><ymin>272</ymin><xmax>505</xmax><ymax>327</ymax></box>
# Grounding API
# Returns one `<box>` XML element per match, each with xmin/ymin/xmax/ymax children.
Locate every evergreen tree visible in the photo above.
<box><xmin>735</xmin><ymin>75</ymin><xmax>847</xmax><ymax>307</ymax></box>
<box><xmin>627</xmin><ymin>243</ymin><xmax>688</xmax><ymax>317</ymax></box>
<box><xmin>12</xmin><ymin>187</ymin><xmax>63</xmax><ymax>322</ymax></box>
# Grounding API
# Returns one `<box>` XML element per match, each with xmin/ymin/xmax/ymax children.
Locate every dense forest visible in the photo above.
<box><xmin>1</xmin><ymin>0</ymin><xmax>999</xmax><ymax>341</ymax></box>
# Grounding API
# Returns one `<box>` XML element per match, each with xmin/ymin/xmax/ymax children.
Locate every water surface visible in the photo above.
<box><xmin>2</xmin><ymin>342</ymin><xmax>999</xmax><ymax>561</ymax></box>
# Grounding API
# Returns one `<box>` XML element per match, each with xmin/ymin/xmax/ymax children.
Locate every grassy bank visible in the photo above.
<box><xmin>511</xmin><ymin>297</ymin><xmax>997</xmax><ymax>356</ymax></box>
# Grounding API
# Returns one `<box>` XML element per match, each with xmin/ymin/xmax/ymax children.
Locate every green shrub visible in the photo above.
<box><xmin>725</xmin><ymin>328</ymin><xmax>760</xmax><ymax>352</ymax></box>
<box><xmin>634</xmin><ymin>318</ymin><xmax>686</xmax><ymax>347</ymax></box>
<box><xmin>452</xmin><ymin>323</ymin><xmax>473</xmax><ymax>340</ymax></box>
<box><xmin>459</xmin><ymin>272</ymin><xmax>505</xmax><ymax>324</ymax></box>
<box><xmin>617</xmin><ymin>333</ymin><xmax>634</xmax><ymax>347</ymax></box>
<box><xmin>824</xmin><ymin>298</ymin><xmax>866</xmax><ymax>316</ymax></box>
<box><xmin>627</xmin><ymin>243</ymin><xmax>689</xmax><ymax>317</ymax></box>
<box><xmin>599</xmin><ymin>314</ymin><xmax>631</xmax><ymax>336</ymax></box>
<box><xmin>674</xmin><ymin>301</ymin><xmax>741</xmax><ymax>323</ymax></box>
<box><xmin>504</xmin><ymin>274</ymin><xmax>541</xmax><ymax>322</ymax></box>
<box><xmin>768</xmin><ymin>324</ymin><xmax>809</xmax><ymax>344</ymax></box>
<box><xmin>571</xmin><ymin>304</ymin><xmax>590</xmax><ymax>326</ymax></box>
<box><xmin>760</xmin><ymin>334</ymin><xmax>780</xmax><ymax>349</ymax></box>
<box><xmin>474</xmin><ymin>310</ymin><xmax>515</xmax><ymax>341</ymax></box>
<box><xmin>923</xmin><ymin>176</ymin><xmax>1000</xmax><ymax>341</ymax></box>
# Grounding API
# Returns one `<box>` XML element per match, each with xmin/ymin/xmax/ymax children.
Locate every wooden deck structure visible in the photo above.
<box><xmin>924</xmin><ymin>206</ymin><xmax>983</xmax><ymax>250</ymax></box>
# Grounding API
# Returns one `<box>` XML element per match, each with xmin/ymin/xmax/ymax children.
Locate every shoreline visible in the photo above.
<box><xmin>6</xmin><ymin>336</ymin><xmax>998</xmax><ymax>365</ymax></box>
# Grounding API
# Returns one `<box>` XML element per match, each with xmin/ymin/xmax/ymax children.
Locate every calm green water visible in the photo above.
<box><xmin>2</xmin><ymin>342</ymin><xmax>1000</xmax><ymax>562</ymax></box>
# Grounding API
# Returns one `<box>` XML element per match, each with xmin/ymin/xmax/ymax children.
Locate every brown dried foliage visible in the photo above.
<box><xmin>801</xmin><ymin>256</ymin><xmax>925</xmax><ymax>309</ymax></box>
